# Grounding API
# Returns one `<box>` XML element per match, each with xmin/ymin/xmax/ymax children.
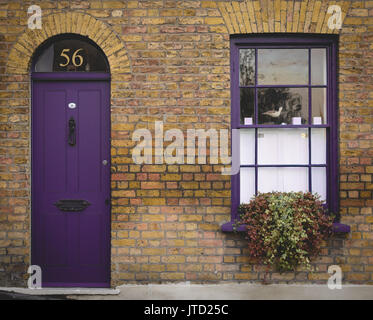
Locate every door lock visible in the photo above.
<box><xmin>102</xmin><ymin>160</ymin><xmax>108</xmax><ymax>166</ymax></box>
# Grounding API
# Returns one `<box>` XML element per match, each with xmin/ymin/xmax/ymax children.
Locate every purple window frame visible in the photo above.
<box><xmin>222</xmin><ymin>34</ymin><xmax>349</xmax><ymax>233</ymax></box>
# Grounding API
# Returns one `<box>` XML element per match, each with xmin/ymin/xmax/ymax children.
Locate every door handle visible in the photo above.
<box><xmin>68</xmin><ymin>117</ymin><xmax>76</xmax><ymax>146</ymax></box>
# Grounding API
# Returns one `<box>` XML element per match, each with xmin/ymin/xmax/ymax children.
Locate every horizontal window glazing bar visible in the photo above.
<box><xmin>240</xmin><ymin>164</ymin><xmax>327</xmax><ymax>168</ymax></box>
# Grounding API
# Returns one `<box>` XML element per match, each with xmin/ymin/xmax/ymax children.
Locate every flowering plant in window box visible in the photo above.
<box><xmin>236</xmin><ymin>192</ymin><xmax>333</xmax><ymax>272</ymax></box>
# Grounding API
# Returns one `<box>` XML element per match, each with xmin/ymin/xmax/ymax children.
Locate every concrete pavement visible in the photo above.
<box><xmin>1</xmin><ymin>283</ymin><xmax>373</xmax><ymax>300</ymax></box>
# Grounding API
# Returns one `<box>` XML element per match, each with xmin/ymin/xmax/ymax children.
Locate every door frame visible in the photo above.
<box><xmin>30</xmin><ymin>71</ymin><xmax>112</xmax><ymax>287</ymax></box>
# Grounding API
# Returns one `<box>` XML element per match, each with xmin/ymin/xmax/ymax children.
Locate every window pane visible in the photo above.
<box><xmin>311</xmin><ymin>129</ymin><xmax>326</xmax><ymax>164</ymax></box>
<box><xmin>258</xmin><ymin>167</ymin><xmax>309</xmax><ymax>193</ymax></box>
<box><xmin>258</xmin><ymin>128</ymin><xmax>309</xmax><ymax>165</ymax></box>
<box><xmin>34</xmin><ymin>44</ymin><xmax>54</xmax><ymax>72</ymax></box>
<box><xmin>258</xmin><ymin>49</ymin><xmax>308</xmax><ymax>85</ymax></box>
<box><xmin>240</xmin><ymin>88</ymin><xmax>255</xmax><ymax>124</ymax></box>
<box><xmin>311</xmin><ymin>49</ymin><xmax>327</xmax><ymax>85</ymax></box>
<box><xmin>239</xmin><ymin>49</ymin><xmax>255</xmax><ymax>86</ymax></box>
<box><xmin>240</xmin><ymin>168</ymin><xmax>255</xmax><ymax>203</ymax></box>
<box><xmin>240</xmin><ymin>129</ymin><xmax>255</xmax><ymax>165</ymax></box>
<box><xmin>312</xmin><ymin>88</ymin><xmax>327</xmax><ymax>124</ymax></box>
<box><xmin>258</xmin><ymin>88</ymin><xmax>308</xmax><ymax>125</ymax></box>
<box><xmin>312</xmin><ymin>167</ymin><xmax>327</xmax><ymax>201</ymax></box>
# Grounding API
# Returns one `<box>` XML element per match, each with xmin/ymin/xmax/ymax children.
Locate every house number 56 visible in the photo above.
<box><xmin>59</xmin><ymin>49</ymin><xmax>84</xmax><ymax>67</ymax></box>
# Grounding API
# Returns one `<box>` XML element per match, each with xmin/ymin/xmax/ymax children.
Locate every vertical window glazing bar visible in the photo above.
<box><xmin>255</xmin><ymin>127</ymin><xmax>258</xmax><ymax>195</ymax></box>
<box><xmin>326</xmin><ymin>45</ymin><xmax>331</xmax><ymax>208</ymax></box>
<box><xmin>254</xmin><ymin>49</ymin><xmax>258</xmax><ymax>125</ymax></box>
<box><xmin>308</xmin><ymin>48</ymin><xmax>312</xmax><ymax>124</ymax></box>
<box><xmin>308</xmin><ymin>127</ymin><xmax>312</xmax><ymax>193</ymax></box>
<box><xmin>254</xmin><ymin>48</ymin><xmax>258</xmax><ymax>194</ymax></box>
<box><xmin>308</xmin><ymin>48</ymin><xmax>312</xmax><ymax>193</ymax></box>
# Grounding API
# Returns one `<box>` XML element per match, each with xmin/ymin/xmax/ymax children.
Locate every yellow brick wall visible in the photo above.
<box><xmin>0</xmin><ymin>0</ymin><xmax>372</xmax><ymax>286</ymax></box>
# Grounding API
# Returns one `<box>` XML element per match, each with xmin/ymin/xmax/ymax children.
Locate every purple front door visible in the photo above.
<box><xmin>32</xmin><ymin>78</ymin><xmax>110</xmax><ymax>287</ymax></box>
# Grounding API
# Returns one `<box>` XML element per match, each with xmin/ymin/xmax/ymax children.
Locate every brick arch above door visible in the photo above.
<box><xmin>215</xmin><ymin>0</ymin><xmax>352</xmax><ymax>34</ymax></box>
<box><xmin>6</xmin><ymin>12</ymin><xmax>131</xmax><ymax>75</ymax></box>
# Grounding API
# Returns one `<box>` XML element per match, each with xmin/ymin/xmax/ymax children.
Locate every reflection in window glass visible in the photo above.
<box><xmin>240</xmin><ymin>129</ymin><xmax>255</xmax><ymax>165</ymax></box>
<box><xmin>240</xmin><ymin>88</ymin><xmax>255</xmax><ymax>124</ymax></box>
<box><xmin>258</xmin><ymin>167</ymin><xmax>309</xmax><ymax>193</ymax></box>
<box><xmin>239</xmin><ymin>49</ymin><xmax>255</xmax><ymax>86</ymax></box>
<box><xmin>258</xmin><ymin>49</ymin><xmax>308</xmax><ymax>85</ymax></box>
<box><xmin>240</xmin><ymin>168</ymin><xmax>255</xmax><ymax>203</ymax></box>
<box><xmin>311</xmin><ymin>49</ymin><xmax>327</xmax><ymax>85</ymax></box>
<box><xmin>258</xmin><ymin>88</ymin><xmax>308</xmax><ymax>125</ymax></box>
<box><xmin>311</xmin><ymin>129</ymin><xmax>326</xmax><ymax>164</ymax></box>
<box><xmin>312</xmin><ymin>88</ymin><xmax>327</xmax><ymax>124</ymax></box>
<box><xmin>258</xmin><ymin>128</ymin><xmax>309</xmax><ymax>165</ymax></box>
<box><xmin>35</xmin><ymin>44</ymin><xmax>54</xmax><ymax>72</ymax></box>
<box><xmin>312</xmin><ymin>167</ymin><xmax>327</xmax><ymax>201</ymax></box>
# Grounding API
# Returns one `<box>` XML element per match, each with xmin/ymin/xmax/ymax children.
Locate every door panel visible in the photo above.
<box><xmin>78</xmin><ymin>89</ymin><xmax>102</xmax><ymax>192</ymax></box>
<box><xmin>44</xmin><ymin>90</ymin><xmax>67</xmax><ymax>192</ymax></box>
<box><xmin>32</xmin><ymin>80</ymin><xmax>110</xmax><ymax>287</ymax></box>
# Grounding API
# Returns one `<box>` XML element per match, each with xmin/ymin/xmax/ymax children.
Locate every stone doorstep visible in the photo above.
<box><xmin>0</xmin><ymin>287</ymin><xmax>120</xmax><ymax>296</ymax></box>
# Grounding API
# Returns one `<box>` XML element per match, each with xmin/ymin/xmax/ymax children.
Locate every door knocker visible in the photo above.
<box><xmin>68</xmin><ymin>117</ymin><xmax>76</xmax><ymax>146</ymax></box>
